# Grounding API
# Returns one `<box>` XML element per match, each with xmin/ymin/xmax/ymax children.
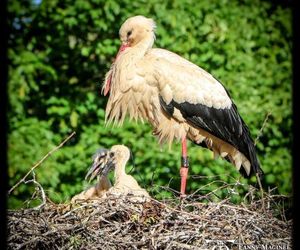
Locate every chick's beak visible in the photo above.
<box><xmin>101</xmin><ymin>159</ymin><xmax>115</xmax><ymax>176</ymax></box>
<box><xmin>85</xmin><ymin>148</ymin><xmax>109</xmax><ymax>182</ymax></box>
<box><xmin>85</xmin><ymin>160</ymin><xmax>101</xmax><ymax>182</ymax></box>
<box><xmin>85</xmin><ymin>149</ymin><xmax>116</xmax><ymax>182</ymax></box>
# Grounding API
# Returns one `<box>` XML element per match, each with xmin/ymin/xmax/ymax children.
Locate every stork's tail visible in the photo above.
<box><xmin>248</xmin><ymin>141</ymin><xmax>264</xmax><ymax>180</ymax></box>
<box><xmin>240</xmin><ymin>125</ymin><xmax>264</xmax><ymax>181</ymax></box>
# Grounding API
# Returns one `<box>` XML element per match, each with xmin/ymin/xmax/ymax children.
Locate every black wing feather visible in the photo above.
<box><xmin>159</xmin><ymin>96</ymin><xmax>263</xmax><ymax>178</ymax></box>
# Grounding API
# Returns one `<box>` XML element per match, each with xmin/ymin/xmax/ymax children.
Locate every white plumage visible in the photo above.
<box><xmin>102</xmin><ymin>15</ymin><xmax>263</xmax><ymax>196</ymax></box>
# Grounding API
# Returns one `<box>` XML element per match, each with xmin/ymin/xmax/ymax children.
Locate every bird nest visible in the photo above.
<box><xmin>8</xmin><ymin>187</ymin><xmax>292</xmax><ymax>250</ymax></box>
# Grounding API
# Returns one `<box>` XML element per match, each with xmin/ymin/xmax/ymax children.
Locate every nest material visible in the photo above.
<box><xmin>8</xmin><ymin>192</ymin><xmax>292</xmax><ymax>250</ymax></box>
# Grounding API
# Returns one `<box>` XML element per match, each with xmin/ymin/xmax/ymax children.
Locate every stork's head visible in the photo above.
<box><xmin>85</xmin><ymin>145</ymin><xmax>132</xmax><ymax>182</ymax></box>
<box><xmin>110</xmin><ymin>145</ymin><xmax>131</xmax><ymax>164</ymax></box>
<box><xmin>119</xmin><ymin>15</ymin><xmax>156</xmax><ymax>48</ymax></box>
<box><xmin>103</xmin><ymin>15</ymin><xmax>156</xmax><ymax>96</ymax></box>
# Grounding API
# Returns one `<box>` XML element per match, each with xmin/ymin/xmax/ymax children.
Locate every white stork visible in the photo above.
<box><xmin>102</xmin><ymin>15</ymin><xmax>263</xmax><ymax>197</ymax></box>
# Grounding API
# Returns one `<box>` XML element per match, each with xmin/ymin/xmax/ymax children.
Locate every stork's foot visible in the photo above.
<box><xmin>180</xmin><ymin>193</ymin><xmax>187</xmax><ymax>199</ymax></box>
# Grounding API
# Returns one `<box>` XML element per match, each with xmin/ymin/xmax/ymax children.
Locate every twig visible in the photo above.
<box><xmin>24</xmin><ymin>179</ymin><xmax>46</xmax><ymax>210</ymax></box>
<box><xmin>8</xmin><ymin>131</ymin><xmax>76</xmax><ymax>195</ymax></box>
<box><xmin>256</xmin><ymin>172</ymin><xmax>265</xmax><ymax>212</ymax></box>
<box><xmin>254</xmin><ymin>111</ymin><xmax>271</xmax><ymax>146</ymax></box>
<box><xmin>21</xmin><ymin>170</ymin><xmax>47</xmax><ymax>210</ymax></box>
<box><xmin>150</xmin><ymin>197</ymin><xmax>212</xmax><ymax>222</ymax></box>
<box><xmin>59</xmin><ymin>203</ymin><xmax>98</xmax><ymax>219</ymax></box>
<box><xmin>253</xmin><ymin>111</ymin><xmax>271</xmax><ymax>211</ymax></box>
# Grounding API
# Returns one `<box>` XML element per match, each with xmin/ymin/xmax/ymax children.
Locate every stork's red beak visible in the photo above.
<box><xmin>116</xmin><ymin>43</ymin><xmax>129</xmax><ymax>58</ymax></box>
<box><xmin>103</xmin><ymin>43</ymin><xmax>129</xmax><ymax>96</ymax></box>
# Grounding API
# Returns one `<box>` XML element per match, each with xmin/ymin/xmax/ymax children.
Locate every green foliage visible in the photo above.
<box><xmin>8</xmin><ymin>0</ymin><xmax>292</xmax><ymax>208</ymax></box>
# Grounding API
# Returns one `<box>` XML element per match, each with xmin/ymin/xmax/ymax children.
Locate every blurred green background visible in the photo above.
<box><xmin>8</xmin><ymin>0</ymin><xmax>292</xmax><ymax>208</ymax></box>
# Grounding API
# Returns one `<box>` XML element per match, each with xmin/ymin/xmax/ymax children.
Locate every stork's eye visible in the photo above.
<box><xmin>127</xmin><ymin>30</ymin><xmax>132</xmax><ymax>37</ymax></box>
<box><xmin>109</xmin><ymin>152</ymin><xmax>115</xmax><ymax>158</ymax></box>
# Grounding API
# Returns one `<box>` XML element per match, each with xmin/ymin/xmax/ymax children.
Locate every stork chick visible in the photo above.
<box><xmin>71</xmin><ymin>149</ymin><xmax>112</xmax><ymax>202</ymax></box>
<box><xmin>102</xmin><ymin>15</ymin><xmax>264</xmax><ymax>197</ymax></box>
<box><xmin>86</xmin><ymin>145</ymin><xmax>150</xmax><ymax>201</ymax></box>
<box><xmin>71</xmin><ymin>176</ymin><xmax>111</xmax><ymax>202</ymax></box>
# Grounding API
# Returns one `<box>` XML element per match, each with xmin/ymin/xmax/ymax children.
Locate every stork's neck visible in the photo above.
<box><xmin>114</xmin><ymin>155</ymin><xmax>129</xmax><ymax>182</ymax></box>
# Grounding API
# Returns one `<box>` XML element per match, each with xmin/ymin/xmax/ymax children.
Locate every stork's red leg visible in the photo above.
<box><xmin>180</xmin><ymin>136</ymin><xmax>189</xmax><ymax>198</ymax></box>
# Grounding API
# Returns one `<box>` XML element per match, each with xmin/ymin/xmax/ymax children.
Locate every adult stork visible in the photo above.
<box><xmin>102</xmin><ymin>15</ymin><xmax>263</xmax><ymax>197</ymax></box>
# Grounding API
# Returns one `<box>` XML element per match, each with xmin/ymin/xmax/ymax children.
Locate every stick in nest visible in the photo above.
<box><xmin>23</xmin><ymin>170</ymin><xmax>46</xmax><ymax>210</ymax></box>
<box><xmin>254</xmin><ymin>111</ymin><xmax>272</xmax><ymax>212</ymax></box>
<box><xmin>8</xmin><ymin>131</ymin><xmax>76</xmax><ymax>196</ymax></box>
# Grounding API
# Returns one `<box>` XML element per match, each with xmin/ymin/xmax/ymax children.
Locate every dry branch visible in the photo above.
<box><xmin>8</xmin><ymin>131</ymin><xmax>76</xmax><ymax>195</ymax></box>
<box><xmin>254</xmin><ymin>111</ymin><xmax>272</xmax><ymax>146</ymax></box>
